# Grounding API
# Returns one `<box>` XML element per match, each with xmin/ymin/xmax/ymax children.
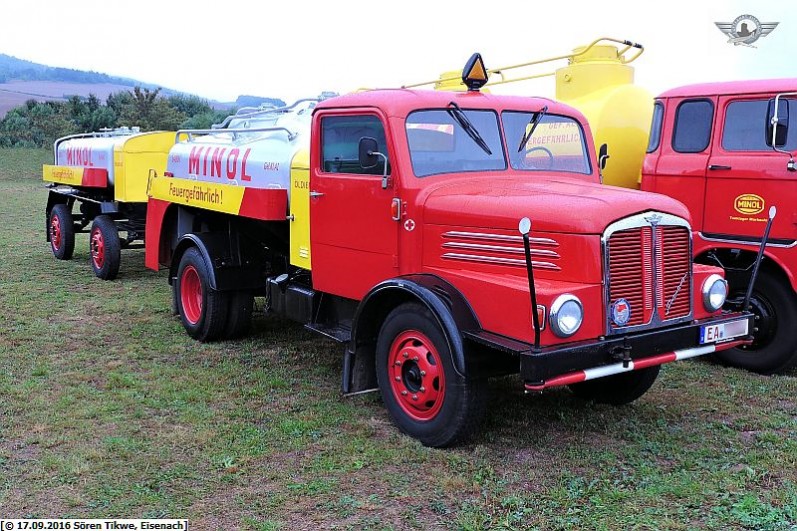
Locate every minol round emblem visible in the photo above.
<box><xmin>612</xmin><ymin>298</ymin><xmax>631</xmax><ymax>326</ymax></box>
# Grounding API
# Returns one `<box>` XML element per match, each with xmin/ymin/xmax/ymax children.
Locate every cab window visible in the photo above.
<box><xmin>646</xmin><ymin>101</ymin><xmax>664</xmax><ymax>153</ymax></box>
<box><xmin>672</xmin><ymin>99</ymin><xmax>713</xmax><ymax>153</ymax></box>
<box><xmin>722</xmin><ymin>99</ymin><xmax>797</xmax><ymax>151</ymax></box>
<box><xmin>321</xmin><ymin>115</ymin><xmax>390</xmax><ymax>175</ymax></box>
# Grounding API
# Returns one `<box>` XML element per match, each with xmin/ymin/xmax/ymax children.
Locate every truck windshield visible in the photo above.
<box><xmin>502</xmin><ymin>111</ymin><xmax>592</xmax><ymax>174</ymax></box>
<box><xmin>406</xmin><ymin>109</ymin><xmax>506</xmax><ymax>177</ymax></box>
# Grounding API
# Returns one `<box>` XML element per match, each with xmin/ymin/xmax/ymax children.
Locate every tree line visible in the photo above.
<box><xmin>0</xmin><ymin>87</ymin><xmax>232</xmax><ymax>148</ymax></box>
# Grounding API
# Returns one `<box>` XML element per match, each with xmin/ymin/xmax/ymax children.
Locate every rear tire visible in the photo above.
<box><xmin>715</xmin><ymin>271</ymin><xmax>797</xmax><ymax>374</ymax></box>
<box><xmin>175</xmin><ymin>247</ymin><xmax>229</xmax><ymax>342</ymax></box>
<box><xmin>375</xmin><ymin>303</ymin><xmax>487</xmax><ymax>447</ymax></box>
<box><xmin>49</xmin><ymin>204</ymin><xmax>75</xmax><ymax>260</ymax></box>
<box><xmin>89</xmin><ymin>215</ymin><xmax>121</xmax><ymax>280</ymax></box>
<box><xmin>224</xmin><ymin>290</ymin><xmax>254</xmax><ymax>339</ymax></box>
<box><xmin>569</xmin><ymin>366</ymin><xmax>660</xmax><ymax>405</ymax></box>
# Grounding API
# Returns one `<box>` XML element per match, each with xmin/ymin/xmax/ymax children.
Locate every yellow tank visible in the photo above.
<box><xmin>555</xmin><ymin>45</ymin><xmax>652</xmax><ymax>189</ymax></box>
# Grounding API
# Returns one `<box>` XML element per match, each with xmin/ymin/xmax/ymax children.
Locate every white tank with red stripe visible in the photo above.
<box><xmin>54</xmin><ymin>127</ymin><xmax>141</xmax><ymax>185</ymax></box>
<box><xmin>166</xmin><ymin>98</ymin><xmax>325</xmax><ymax>194</ymax></box>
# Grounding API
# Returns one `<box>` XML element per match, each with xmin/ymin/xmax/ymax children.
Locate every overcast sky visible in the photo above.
<box><xmin>1</xmin><ymin>0</ymin><xmax>794</xmax><ymax>103</ymax></box>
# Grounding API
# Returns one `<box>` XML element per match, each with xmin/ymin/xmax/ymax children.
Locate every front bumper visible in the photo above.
<box><xmin>464</xmin><ymin>312</ymin><xmax>754</xmax><ymax>389</ymax></box>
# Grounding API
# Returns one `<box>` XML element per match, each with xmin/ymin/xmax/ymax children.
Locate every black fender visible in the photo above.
<box><xmin>169</xmin><ymin>232</ymin><xmax>268</xmax><ymax>291</ymax></box>
<box><xmin>343</xmin><ymin>274</ymin><xmax>481</xmax><ymax>393</ymax></box>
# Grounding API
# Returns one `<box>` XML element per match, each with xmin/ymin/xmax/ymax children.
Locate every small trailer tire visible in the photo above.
<box><xmin>375</xmin><ymin>302</ymin><xmax>487</xmax><ymax>448</ymax></box>
<box><xmin>49</xmin><ymin>204</ymin><xmax>75</xmax><ymax>260</ymax></box>
<box><xmin>569</xmin><ymin>365</ymin><xmax>660</xmax><ymax>405</ymax></box>
<box><xmin>89</xmin><ymin>215</ymin><xmax>121</xmax><ymax>280</ymax></box>
<box><xmin>175</xmin><ymin>246</ymin><xmax>229</xmax><ymax>342</ymax></box>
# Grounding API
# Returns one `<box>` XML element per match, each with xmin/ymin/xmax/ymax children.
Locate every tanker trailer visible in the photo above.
<box><xmin>147</xmin><ymin>97</ymin><xmax>321</xmax><ymax>338</ymax></box>
<box><xmin>43</xmin><ymin>128</ymin><xmax>175</xmax><ymax>280</ymax></box>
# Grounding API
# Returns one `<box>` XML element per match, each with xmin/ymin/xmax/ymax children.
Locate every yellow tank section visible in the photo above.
<box><xmin>289</xmin><ymin>148</ymin><xmax>312</xmax><ymax>270</ymax></box>
<box><xmin>555</xmin><ymin>45</ymin><xmax>653</xmax><ymax>189</ymax></box>
<box><xmin>113</xmin><ymin>132</ymin><xmax>175</xmax><ymax>203</ymax></box>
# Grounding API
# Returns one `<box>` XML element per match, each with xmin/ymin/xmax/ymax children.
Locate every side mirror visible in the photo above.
<box><xmin>358</xmin><ymin>137</ymin><xmax>379</xmax><ymax>169</ymax></box>
<box><xmin>768</xmin><ymin>98</ymin><xmax>789</xmax><ymax>148</ymax></box>
<box><xmin>598</xmin><ymin>143</ymin><xmax>610</xmax><ymax>171</ymax></box>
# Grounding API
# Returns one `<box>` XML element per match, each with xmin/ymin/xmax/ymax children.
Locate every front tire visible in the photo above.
<box><xmin>715</xmin><ymin>271</ymin><xmax>797</xmax><ymax>374</ymax></box>
<box><xmin>49</xmin><ymin>204</ymin><xmax>75</xmax><ymax>260</ymax></box>
<box><xmin>375</xmin><ymin>303</ymin><xmax>487</xmax><ymax>448</ymax></box>
<box><xmin>175</xmin><ymin>247</ymin><xmax>229</xmax><ymax>342</ymax></box>
<box><xmin>569</xmin><ymin>366</ymin><xmax>660</xmax><ymax>405</ymax></box>
<box><xmin>89</xmin><ymin>215</ymin><xmax>121</xmax><ymax>280</ymax></box>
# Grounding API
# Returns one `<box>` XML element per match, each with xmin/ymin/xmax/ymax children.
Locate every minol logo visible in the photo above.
<box><xmin>734</xmin><ymin>194</ymin><xmax>765</xmax><ymax>215</ymax></box>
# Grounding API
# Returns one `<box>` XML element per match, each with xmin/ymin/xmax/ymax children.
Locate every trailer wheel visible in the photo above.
<box><xmin>175</xmin><ymin>247</ymin><xmax>228</xmax><ymax>342</ymax></box>
<box><xmin>375</xmin><ymin>303</ymin><xmax>487</xmax><ymax>448</ymax></box>
<box><xmin>569</xmin><ymin>365</ymin><xmax>660</xmax><ymax>405</ymax></box>
<box><xmin>715</xmin><ymin>272</ymin><xmax>797</xmax><ymax>374</ymax></box>
<box><xmin>89</xmin><ymin>215</ymin><xmax>121</xmax><ymax>280</ymax></box>
<box><xmin>49</xmin><ymin>204</ymin><xmax>75</xmax><ymax>260</ymax></box>
<box><xmin>224</xmin><ymin>290</ymin><xmax>254</xmax><ymax>339</ymax></box>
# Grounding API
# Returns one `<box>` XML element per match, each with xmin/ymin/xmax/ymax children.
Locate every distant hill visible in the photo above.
<box><xmin>0</xmin><ymin>53</ymin><xmax>164</xmax><ymax>90</ymax></box>
<box><xmin>0</xmin><ymin>53</ymin><xmax>285</xmax><ymax>118</ymax></box>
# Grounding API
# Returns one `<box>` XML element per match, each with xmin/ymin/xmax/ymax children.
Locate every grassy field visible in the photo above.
<box><xmin>1</xmin><ymin>148</ymin><xmax>796</xmax><ymax>530</ymax></box>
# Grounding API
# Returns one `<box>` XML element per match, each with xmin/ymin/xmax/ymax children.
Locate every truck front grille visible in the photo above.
<box><xmin>608</xmin><ymin>227</ymin><xmax>654</xmax><ymax>327</ymax></box>
<box><xmin>605</xmin><ymin>213</ymin><xmax>692</xmax><ymax>333</ymax></box>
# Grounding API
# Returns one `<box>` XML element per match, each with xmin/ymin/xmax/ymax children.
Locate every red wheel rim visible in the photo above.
<box><xmin>180</xmin><ymin>265</ymin><xmax>203</xmax><ymax>325</ymax></box>
<box><xmin>50</xmin><ymin>216</ymin><xmax>62</xmax><ymax>251</ymax></box>
<box><xmin>387</xmin><ymin>330</ymin><xmax>445</xmax><ymax>421</ymax></box>
<box><xmin>90</xmin><ymin>226</ymin><xmax>105</xmax><ymax>269</ymax></box>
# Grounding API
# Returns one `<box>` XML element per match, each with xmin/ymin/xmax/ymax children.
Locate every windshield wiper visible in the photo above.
<box><xmin>517</xmin><ymin>105</ymin><xmax>548</xmax><ymax>153</ymax></box>
<box><xmin>447</xmin><ymin>101</ymin><xmax>492</xmax><ymax>155</ymax></box>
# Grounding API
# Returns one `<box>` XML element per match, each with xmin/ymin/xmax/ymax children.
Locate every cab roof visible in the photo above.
<box><xmin>315</xmin><ymin>88</ymin><xmax>576</xmax><ymax>119</ymax></box>
<box><xmin>658</xmin><ymin>78</ymin><xmax>797</xmax><ymax>99</ymax></box>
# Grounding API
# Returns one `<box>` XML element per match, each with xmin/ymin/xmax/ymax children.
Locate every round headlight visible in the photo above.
<box><xmin>550</xmin><ymin>294</ymin><xmax>583</xmax><ymax>338</ymax></box>
<box><xmin>702</xmin><ymin>274</ymin><xmax>728</xmax><ymax>312</ymax></box>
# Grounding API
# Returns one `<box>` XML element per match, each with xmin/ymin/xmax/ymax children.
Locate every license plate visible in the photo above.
<box><xmin>699</xmin><ymin>319</ymin><xmax>749</xmax><ymax>344</ymax></box>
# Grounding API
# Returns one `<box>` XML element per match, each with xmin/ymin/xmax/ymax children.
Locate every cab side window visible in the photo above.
<box><xmin>722</xmin><ymin>99</ymin><xmax>797</xmax><ymax>151</ymax></box>
<box><xmin>321</xmin><ymin>115</ymin><xmax>391</xmax><ymax>175</ymax></box>
<box><xmin>672</xmin><ymin>99</ymin><xmax>713</xmax><ymax>153</ymax></box>
<box><xmin>646</xmin><ymin>101</ymin><xmax>664</xmax><ymax>153</ymax></box>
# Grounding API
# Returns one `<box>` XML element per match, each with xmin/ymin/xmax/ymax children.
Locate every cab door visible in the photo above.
<box><xmin>309</xmin><ymin>110</ymin><xmax>399</xmax><ymax>300</ymax></box>
<box><xmin>650</xmin><ymin>97</ymin><xmax>717</xmax><ymax>230</ymax></box>
<box><xmin>703</xmin><ymin>95</ymin><xmax>797</xmax><ymax>242</ymax></box>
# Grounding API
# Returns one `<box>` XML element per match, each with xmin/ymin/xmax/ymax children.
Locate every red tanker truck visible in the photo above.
<box><xmin>143</xmin><ymin>56</ymin><xmax>754</xmax><ymax>446</ymax></box>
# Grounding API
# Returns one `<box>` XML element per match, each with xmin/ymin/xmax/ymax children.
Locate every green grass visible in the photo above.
<box><xmin>1</xmin><ymin>148</ymin><xmax>796</xmax><ymax>529</ymax></box>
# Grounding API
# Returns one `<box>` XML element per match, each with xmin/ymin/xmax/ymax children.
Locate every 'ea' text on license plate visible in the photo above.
<box><xmin>699</xmin><ymin>319</ymin><xmax>749</xmax><ymax>344</ymax></box>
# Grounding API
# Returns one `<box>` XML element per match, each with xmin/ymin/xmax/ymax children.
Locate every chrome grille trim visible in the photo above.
<box><xmin>602</xmin><ymin>211</ymin><xmax>693</xmax><ymax>335</ymax></box>
<box><xmin>441</xmin><ymin>241</ymin><xmax>560</xmax><ymax>258</ymax></box>
<box><xmin>441</xmin><ymin>253</ymin><xmax>561</xmax><ymax>271</ymax></box>
<box><xmin>442</xmin><ymin>230</ymin><xmax>559</xmax><ymax>247</ymax></box>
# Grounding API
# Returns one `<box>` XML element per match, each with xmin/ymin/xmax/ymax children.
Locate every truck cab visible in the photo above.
<box><xmin>642</xmin><ymin>79</ymin><xmax>797</xmax><ymax>373</ymax></box>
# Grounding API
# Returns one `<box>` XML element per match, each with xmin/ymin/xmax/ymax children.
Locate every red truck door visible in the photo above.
<box><xmin>702</xmin><ymin>95</ymin><xmax>797</xmax><ymax>242</ymax></box>
<box><xmin>309</xmin><ymin>111</ymin><xmax>400</xmax><ymax>300</ymax></box>
<box><xmin>648</xmin><ymin>97</ymin><xmax>718</xmax><ymax>229</ymax></box>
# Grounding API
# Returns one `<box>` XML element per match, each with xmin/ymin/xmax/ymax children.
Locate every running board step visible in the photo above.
<box><xmin>304</xmin><ymin>323</ymin><xmax>351</xmax><ymax>343</ymax></box>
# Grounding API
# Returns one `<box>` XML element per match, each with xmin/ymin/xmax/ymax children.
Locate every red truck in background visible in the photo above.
<box><xmin>143</xmin><ymin>57</ymin><xmax>754</xmax><ymax>446</ymax></box>
<box><xmin>642</xmin><ymin>80</ymin><xmax>797</xmax><ymax>374</ymax></box>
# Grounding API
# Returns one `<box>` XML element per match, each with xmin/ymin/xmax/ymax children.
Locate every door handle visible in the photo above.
<box><xmin>708</xmin><ymin>164</ymin><xmax>732</xmax><ymax>171</ymax></box>
<box><xmin>310</xmin><ymin>191</ymin><xmax>325</xmax><ymax>198</ymax></box>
